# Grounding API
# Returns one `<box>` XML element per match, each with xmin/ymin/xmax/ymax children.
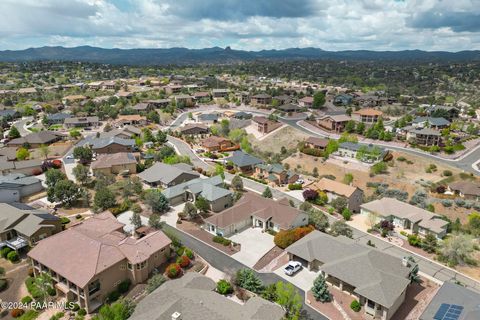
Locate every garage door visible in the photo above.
<box><xmin>292</xmin><ymin>255</ymin><xmax>309</xmax><ymax>267</ymax></box>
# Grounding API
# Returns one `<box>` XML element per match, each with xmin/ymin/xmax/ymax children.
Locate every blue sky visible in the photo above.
<box><xmin>0</xmin><ymin>0</ymin><xmax>479</xmax><ymax>51</ymax></box>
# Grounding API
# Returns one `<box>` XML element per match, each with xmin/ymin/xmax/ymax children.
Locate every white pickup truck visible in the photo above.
<box><xmin>283</xmin><ymin>261</ymin><xmax>302</xmax><ymax>276</ymax></box>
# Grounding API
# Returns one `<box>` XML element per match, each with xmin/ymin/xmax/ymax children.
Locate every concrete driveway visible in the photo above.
<box><xmin>230</xmin><ymin>227</ymin><xmax>275</xmax><ymax>267</ymax></box>
<box><xmin>274</xmin><ymin>262</ymin><xmax>319</xmax><ymax>291</ymax></box>
<box><xmin>161</xmin><ymin>203</ymin><xmax>184</xmax><ymax>227</ymax></box>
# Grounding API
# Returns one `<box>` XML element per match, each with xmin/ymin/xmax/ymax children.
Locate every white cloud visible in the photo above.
<box><xmin>0</xmin><ymin>0</ymin><xmax>479</xmax><ymax>51</ymax></box>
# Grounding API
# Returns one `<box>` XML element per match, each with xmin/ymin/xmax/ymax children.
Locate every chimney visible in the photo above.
<box><xmin>171</xmin><ymin>312</ymin><xmax>181</xmax><ymax>320</ymax></box>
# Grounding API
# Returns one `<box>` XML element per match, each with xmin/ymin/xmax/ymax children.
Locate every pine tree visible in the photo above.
<box><xmin>262</xmin><ymin>187</ymin><xmax>273</xmax><ymax>198</ymax></box>
<box><xmin>311</xmin><ymin>274</ymin><xmax>331</xmax><ymax>302</ymax></box>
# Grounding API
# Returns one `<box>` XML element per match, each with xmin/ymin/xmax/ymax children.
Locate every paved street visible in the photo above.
<box><xmin>162</xmin><ymin>224</ymin><xmax>327</xmax><ymax>320</ymax></box>
<box><xmin>166</xmin><ymin>135</ymin><xmax>480</xmax><ymax>293</ymax></box>
<box><xmin>12</xmin><ymin>116</ymin><xmax>33</xmax><ymax>137</ymax></box>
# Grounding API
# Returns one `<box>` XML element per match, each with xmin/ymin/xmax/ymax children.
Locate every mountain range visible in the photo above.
<box><xmin>0</xmin><ymin>46</ymin><xmax>479</xmax><ymax>65</ymax></box>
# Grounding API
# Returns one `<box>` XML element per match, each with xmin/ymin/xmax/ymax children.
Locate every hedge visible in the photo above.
<box><xmin>274</xmin><ymin>225</ymin><xmax>315</xmax><ymax>249</ymax></box>
<box><xmin>213</xmin><ymin>236</ymin><xmax>232</xmax><ymax>246</ymax></box>
<box><xmin>288</xmin><ymin>183</ymin><xmax>303</xmax><ymax>190</ymax></box>
<box><xmin>7</xmin><ymin>251</ymin><xmax>19</xmax><ymax>262</ymax></box>
<box><xmin>1</xmin><ymin>247</ymin><xmax>12</xmax><ymax>258</ymax></box>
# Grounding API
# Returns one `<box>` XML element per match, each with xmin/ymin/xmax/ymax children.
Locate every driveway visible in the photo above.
<box><xmin>274</xmin><ymin>263</ymin><xmax>319</xmax><ymax>291</ymax></box>
<box><xmin>230</xmin><ymin>227</ymin><xmax>275</xmax><ymax>267</ymax></box>
<box><xmin>161</xmin><ymin>203</ymin><xmax>184</xmax><ymax>227</ymax></box>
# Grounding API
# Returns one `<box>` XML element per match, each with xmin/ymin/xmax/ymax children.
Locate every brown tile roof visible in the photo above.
<box><xmin>205</xmin><ymin>193</ymin><xmax>306</xmax><ymax>230</ymax></box>
<box><xmin>201</xmin><ymin>136</ymin><xmax>231</xmax><ymax>148</ymax></box>
<box><xmin>90</xmin><ymin>152</ymin><xmax>137</xmax><ymax>169</ymax></box>
<box><xmin>449</xmin><ymin>181</ymin><xmax>480</xmax><ymax>197</ymax></box>
<box><xmin>353</xmin><ymin>108</ymin><xmax>383</xmax><ymax>116</ymax></box>
<box><xmin>28</xmin><ymin>212</ymin><xmax>171</xmax><ymax>288</ymax></box>
<box><xmin>252</xmin><ymin>116</ymin><xmax>270</xmax><ymax>124</ymax></box>
<box><xmin>116</xmin><ymin>115</ymin><xmax>146</xmax><ymax>121</ymax></box>
<box><xmin>312</xmin><ymin>177</ymin><xmax>359</xmax><ymax>198</ymax></box>
<box><xmin>306</xmin><ymin>137</ymin><xmax>329</xmax><ymax>148</ymax></box>
<box><xmin>299</xmin><ymin>96</ymin><xmax>314</xmax><ymax>103</ymax></box>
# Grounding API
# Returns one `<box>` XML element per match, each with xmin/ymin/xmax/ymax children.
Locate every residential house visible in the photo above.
<box><xmin>420</xmin><ymin>281</ymin><xmax>480</xmax><ymax>320</ymax></box>
<box><xmin>7</xmin><ymin>131</ymin><xmax>65</xmax><ymax>148</ymax></box>
<box><xmin>235</xmin><ymin>91</ymin><xmax>250</xmax><ymax>104</ymax></box>
<box><xmin>427</xmin><ymin>105</ymin><xmax>460</xmax><ymax>121</ymax></box>
<box><xmin>162</xmin><ymin>175</ymin><xmax>233</xmax><ymax>212</ymax></box>
<box><xmin>129</xmin><ymin>272</ymin><xmax>285</xmax><ymax>320</ymax></box>
<box><xmin>278</xmin><ymin>103</ymin><xmax>302</xmax><ymax>113</ymax></box>
<box><xmin>61</xmin><ymin>95</ymin><xmax>87</xmax><ymax>105</ymax></box>
<box><xmin>0</xmin><ymin>108</ymin><xmax>21</xmax><ymax>120</ymax></box>
<box><xmin>406</xmin><ymin>128</ymin><xmax>441</xmax><ymax>146</ymax></box>
<box><xmin>224</xmin><ymin>150</ymin><xmax>263</xmax><ymax>173</ymax></box>
<box><xmin>28</xmin><ymin>212</ymin><xmax>172</xmax><ymax>313</ymax></box>
<box><xmin>412</xmin><ymin>117</ymin><xmax>450</xmax><ymax>129</ymax></box>
<box><xmin>254</xmin><ymin>163</ymin><xmax>298</xmax><ymax>186</ymax></box>
<box><xmin>212</xmin><ymin>89</ymin><xmax>229</xmax><ymax>98</ymax></box>
<box><xmin>146</xmin><ymin>99</ymin><xmax>170</xmax><ymax>108</ymax></box>
<box><xmin>333</xmin><ymin>94</ymin><xmax>353</xmax><ymax>105</ymax></box>
<box><xmin>0</xmin><ymin>203</ymin><xmax>62</xmax><ymax>249</ymax></box>
<box><xmin>132</xmin><ymin>103</ymin><xmax>154</xmax><ymax>114</ymax></box>
<box><xmin>0</xmin><ymin>159</ymin><xmax>43</xmax><ymax>176</ymax></box>
<box><xmin>447</xmin><ymin>181</ymin><xmax>480</xmax><ymax>201</ymax></box>
<box><xmin>273</xmin><ymin>95</ymin><xmax>292</xmax><ymax>105</ymax></box>
<box><xmin>360</xmin><ymin>198</ymin><xmax>449</xmax><ymax>239</ymax></box>
<box><xmin>45</xmin><ymin>113</ymin><xmax>72</xmax><ymax>125</ymax></box>
<box><xmin>174</xmin><ymin>94</ymin><xmax>193</xmax><ymax>107</ymax></box>
<box><xmin>336</xmin><ymin>142</ymin><xmax>388</xmax><ymax>163</ymax></box>
<box><xmin>88</xmin><ymin>81</ymin><xmax>104</xmax><ymax>90</ymax></box>
<box><xmin>101</xmin><ymin>126</ymin><xmax>141</xmax><ymax>139</ymax></box>
<box><xmin>88</xmin><ymin>137</ymin><xmax>136</xmax><ymax>154</ymax></box>
<box><xmin>0</xmin><ymin>173</ymin><xmax>43</xmax><ymax>202</ymax></box>
<box><xmin>351</xmin><ymin>108</ymin><xmax>383</xmax><ymax>124</ymax></box>
<box><xmin>312</xmin><ymin>178</ymin><xmax>364</xmax><ymax>213</ymax></box>
<box><xmin>193</xmin><ymin>92</ymin><xmax>211</xmax><ymax>103</ymax></box>
<box><xmin>250</xmin><ymin>93</ymin><xmax>272</xmax><ymax>106</ymax></box>
<box><xmin>205</xmin><ymin>193</ymin><xmax>308</xmax><ymax>236</ymax></box>
<box><xmin>200</xmin><ymin>136</ymin><xmax>238</xmax><ymax>152</ymax></box>
<box><xmin>138</xmin><ymin>162</ymin><xmax>199</xmax><ymax>188</ymax></box>
<box><xmin>91</xmin><ymin>153</ymin><xmax>137</xmax><ymax>176</ymax></box>
<box><xmin>196</xmin><ymin>112</ymin><xmax>219</xmax><ymax>124</ymax></box>
<box><xmin>354</xmin><ymin>94</ymin><xmax>388</xmax><ymax>107</ymax></box>
<box><xmin>115</xmin><ymin>115</ymin><xmax>147</xmax><ymax>126</ymax></box>
<box><xmin>115</xmin><ymin>91</ymin><xmax>133</xmax><ymax>99</ymax></box>
<box><xmin>164</xmin><ymin>85</ymin><xmax>182</xmax><ymax>95</ymax></box>
<box><xmin>17</xmin><ymin>87</ymin><xmax>38</xmax><ymax>96</ymax></box>
<box><xmin>102</xmin><ymin>81</ymin><xmax>116</xmax><ymax>90</ymax></box>
<box><xmin>305</xmin><ymin>137</ymin><xmax>328</xmax><ymax>151</ymax></box>
<box><xmin>298</xmin><ymin>96</ymin><xmax>314</xmax><ymax>108</ymax></box>
<box><xmin>252</xmin><ymin>116</ymin><xmax>281</xmax><ymax>134</ymax></box>
<box><xmin>178</xmin><ymin>123</ymin><xmax>209</xmax><ymax>136</ymax></box>
<box><xmin>64</xmin><ymin>116</ymin><xmax>100</xmax><ymax>129</ymax></box>
<box><xmin>317</xmin><ymin>114</ymin><xmax>351</xmax><ymax>132</ymax></box>
<box><xmin>286</xmin><ymin>231</ymin><xmax>416</xmax><ymax>320</ymax></box>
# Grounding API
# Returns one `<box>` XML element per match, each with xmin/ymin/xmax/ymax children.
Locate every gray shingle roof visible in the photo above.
<box><xmin>90</xmin><ymin>137</ymin><xmax>135</xmax><ymax>149</ymax></box>
<box><xmin>224</xmin><ymin>151</ymin><xmax>263</xmax><ymax>167</ymax></box>
<box><xmin>137</xmin><ymin>162</ymin><xmax>199</xmax><ymax>185</ymax></box>
<box><xmin>286</xmin><ymin>231</ymin><xmax>414</xmax><ymax>308</ymax></box>
<box><xmin>0</xmin><ymin>173</ymin><xmax>41</xmax><ymax>189</ymax></box>
<box><xmin>0</xmin><ymin>203</ymin><xmax>59</xmax><ymax>236</ymax></box>
<box><xmin>162</xmin><ymin>175</ymin><xmax>230</xmax><ymax>201</ymax></box>
<box><xmin>130</xmin><ymin>272</ymin><xmax>285</xmax><ymax>320</ymax></box>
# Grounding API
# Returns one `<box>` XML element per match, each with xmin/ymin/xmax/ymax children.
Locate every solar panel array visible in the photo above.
<box><xmin>433</xmin><ymin>303</ymin><xmax>464</xmax><ymax>320</ymax></box>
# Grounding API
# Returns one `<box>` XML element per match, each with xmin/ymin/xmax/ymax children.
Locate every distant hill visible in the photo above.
<box><xmin>0</xmin><ymin>46</ymin><xmax>479</xmax><ymax>65</ymax></box>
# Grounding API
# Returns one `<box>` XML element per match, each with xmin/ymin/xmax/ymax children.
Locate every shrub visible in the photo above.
<box><xmin>10</xmin><ymin>309</ymin><xmax>24</xmax><ymax>318</ymax></box>
<box><xmin>184</xmin><ymin>248</ymin><xmax>194</xmax><ymax>259</ymax></box>
<box><xmin>47</xmin><ymin>287</ymin><xmax>56</xmax><ymax>296</ymax></box>
<box><xmin>443</xmin><ymin>170</ymin><xmax>452</xmax><ymax>176</ymax></box>
<box><xmin>408</xmin><ymin>234</ymin><xmax>422</xmax><ymax>247</ymax></box>
<box><xmin>350</xmin><ymin>300</ymin><xmax>361</xmax><ymax>312</ymax></box>
<box><xmin>397</xmin><ymin>156</ymin><xmax>407</xmax><ymax>162</ymax></box>
<box><xmin>235</xmin><ymin>269</ymin><xmax>263</xmax><ymax>293</ymax></box>
<box><xmin>455</xmin><ymin>198</ymin><xmax>466</xmax><ymax>207</ymax></box>
<box><xmin>7</xmin><ymin>251</ymin><xmax>19</xmax><ymax>262</ymax></box>
<box><xmin>0</xmin><ymin>279</ymin><xmax>8</xmax><ymax>291</ymax></box>
<box><xmin>1</xmin><ymin>247</ymin><xmax>12</xmax><ymax>258</ymax></box>
<box><xmin>118</xmin><ymin>279</ymin><xmax>131</xmax><ymax>294</ymax></box>
<box><xmin>212</xmin><ymin>236</ymin><xmax>232</xmax><ymax>246</ymax></box>
<box><xmin>77</xmin><ymin>309</ymin><xmax>87</xmax><ymax>316</ymax></box>
<box><xmin>21</xmin><ymin>296</ymin><xmax>33</xmax><ymax>304</ymax></box>
<box><xmin>302</xmin><ymin>189</ymin><xmax>318</xmax><ymax>201</ymax></box>
<box><xmin>19</xmin><ymin>310</ymin><xmax>39</xmax><ymax>320</ymax></box>
<box><xmin>342</xmin><ymin>208</ymin><xmax>352</xmax><ymax>221</ymax></box>
<box><xmin>288</xmin><ymin>183</ymin><xmax>303</xmax><ymax>190</ymax></box>
<box><xmin>106</xmin><ymin>290</ymin><xmax>120</xmax><ymax>303</ymax></box>
<box><xmin>49</xmin><ymin>312</ymin><xmax>65</xmax><ymax>320</ymax></box>
<box><xmin>274</xmin><ymin>225</ymin><xmax>314</xmax><ymax>249</ymax></box>
<box><xmin>146</xmin><ymin>274</ymin><xmax>167</xmax><ymax>293</ymax></box>
<box><xmin>70</xmin><ymin>303</ymin><xmax>80</xmax><ymax>311</ymax></box>
<box><xmin>216</xmin><ymin>279</ymin><xmax>233</xmax><ymax>295</ymax></box>
<box><xmin>441</xmin><ymin>199</ymin><xmax>453</xmax><ymax>207</ymax></box>
<box><xmin>60</xmin><ymin>217</ymin><xmax>71</xmax><ymax>225</ymax></box>
<box><xmin>400</xmin><ymin>231</ymin><xmax>408</xmax><ymax>237</ymax></box>
<box><xmin>177</xmin><ymin>255</ymin><xmax>191</xmax><ymax>268</ymax></box>
<box><xmin>131</xmin><ymin>203</ymin><xmax>142</xmax><ymax>213</ymax></box>
<box><xmin>176</xmin><ymin>246</ymin><xmax>185</xmax><ymax>256</ymax></box>
<box><xmin>167</xmin><ymin>263</ymin><xmax>182</xmax><ymax>278</ymax></box>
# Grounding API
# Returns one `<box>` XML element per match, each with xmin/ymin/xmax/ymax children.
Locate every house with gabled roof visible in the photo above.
<box><xmin>204</xmin><ymin>193</ymin><xmax>308</xmax><ymax>236</ymax></box>
<box><xmin>28</xmin><ymin>212</ymin><xmax>172</xmax><ymax>313</ymax></box>
<box><xmin>286</xmin><ymin>230</ymin><xmax>416</xmax><ymax>320</ymax></box>
<box><xmin>0</xmin><ymin>173</ymin><xmax>43</xmax><ymax>202</ymax></box>
<box><xmin>361</xmin><ymin>197</ymin><xmax>449</xmax><ymax>239</ymax></box>
<box><xmin>137</xmin><ymin>162</ymin><xmax>199</xmax><ymax>187</ymax></box>
<box><xmin>254</xmin><ymin>163</ymin><xmax>298</xmax><ymax>186</ymax></box>
<box><xmin>311</xmin><ymin>177</ymin><xmax>364</xmax><ymax>212</ymax></box>
<box><xmin>162</xmin><ymin>175</ymin><xmax>233</xmax><ymax>212</ymax></box>
<box><xmin>224</xmin><ymin>150</ymin><xmax>263</xmax><ymax>173</ymax></box>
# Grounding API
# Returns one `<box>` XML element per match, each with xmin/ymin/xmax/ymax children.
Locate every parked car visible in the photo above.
<box><xmin>66</xmin><ymin>155</ymin><xmax>73</xmax><ymax>159</ymax></box>
<box><xmin>284</xmin><ymin>261</ymin><xmax>302</xmax><ymax>276</ymax></box>
<box><xmin>295</xmin><ymin>179</ymin><xmax>304</xmax><ymax>185</ymax></box>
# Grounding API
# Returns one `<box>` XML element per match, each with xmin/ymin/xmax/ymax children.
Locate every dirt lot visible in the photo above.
<box><xmin>249</xmin><ymin>126</ymin><xmax>309</xmax><ymax>154</ymax></box>
<box><xmin>30</xmin><ymin>141</ymin><xmax>73</xmax><ymax>159</ymax></box>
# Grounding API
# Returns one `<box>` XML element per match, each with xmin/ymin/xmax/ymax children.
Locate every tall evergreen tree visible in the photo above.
<box><xmin>312</xmin><ymin>274</ymin><xmax>331</xmax><ymax>302</ymax></box>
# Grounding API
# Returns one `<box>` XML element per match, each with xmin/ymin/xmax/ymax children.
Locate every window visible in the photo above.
<box><xmin>120</xmin><ymin>264</ymin><xmax>126</xmax><ymax>270</ymax></box>
<box><xmin>136</xmin><ymin>261</ymin><xmax>146</xmax><ymax>270</ymax></box>
<box><xmin>367</xmin><ymin>300</ymin><xmax>375</xmax><ymax>309</ymax></box>
<box><xmin>88</xmin><ymin>280</ymin><xmax>101</xmax><ymax>295</ymax></box>
<box><xmin>127</xmin><ymin>263</ymin><xmax>133</xmax><ymax>270</ymax></box>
